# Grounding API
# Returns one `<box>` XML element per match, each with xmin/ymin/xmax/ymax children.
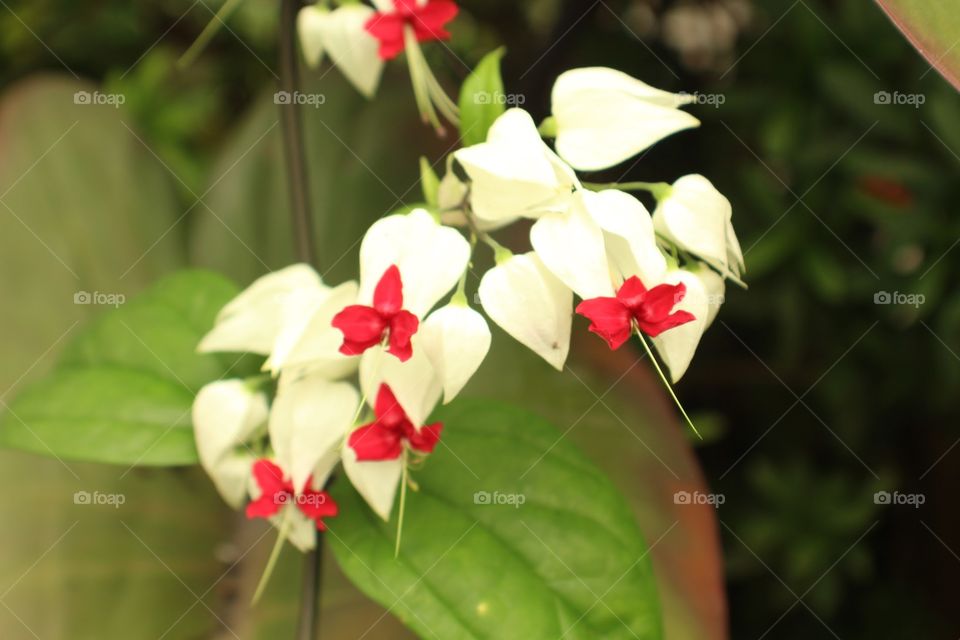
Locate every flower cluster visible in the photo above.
<box><xmin>191</xmin><ymin>65</ymin><xmax>744</xmax><ymax>549</ymax></box>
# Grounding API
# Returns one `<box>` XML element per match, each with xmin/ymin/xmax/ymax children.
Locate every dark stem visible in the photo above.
<box><xmin>278</xmin><ymin>0</ymin><xmax>322</xmax><ymax>638</ymax></box>
<box><xmin>279</xmin><ymin>0</ymin><xmax>317</xmax><ymax>266</ymax></box>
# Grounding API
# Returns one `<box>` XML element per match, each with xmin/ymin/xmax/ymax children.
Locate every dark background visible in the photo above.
<box><xmin>2</xmin><ymin>0</ymin><xmax>959</xmax><ymax>638</ymax></box>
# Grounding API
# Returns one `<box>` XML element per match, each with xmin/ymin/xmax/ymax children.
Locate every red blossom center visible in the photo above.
<box><xmin>245</xmin><ymin>459</ymin><xmax>338</xmax><ymax>531</ymax></box>
<box><xmin>348</xmin><ymin>384</ymin><xmax>443</xmax><ymax>461</ymax></box>
<box><xmin>332</xmin><ymin>264</ymin><xmax>419</xmax><ymax>362</ymax></box>
<box><xmin>364</xmin><ymin>0</ymin><xmax>460</xmax><ymax>61</ymax></box>
<box><xmin>574</xmin><ymin>276</ymin><xmax>696</xmax><ymax>351</ymax></box>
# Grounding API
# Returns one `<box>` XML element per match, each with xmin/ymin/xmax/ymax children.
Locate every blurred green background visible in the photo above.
<box><xmin>1</xmin><ymin>0</ymin><xmax>958</xmax><ymax>638</ymax></box>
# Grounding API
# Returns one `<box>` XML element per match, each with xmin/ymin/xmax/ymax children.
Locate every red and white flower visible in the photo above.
<box><xmin>343</xmin><ymin>384</ymin><xmax>444</xmax><ymax>519</ymax></box>
<box><xmin>298</xmin><ymin>4</ymin><xmax>384</xmax><ymax>98</ymax></box>
<box><xmin>332</xmin><ymin>264</ymin><xmax>420</xmax><ymax>362</ymax></box>
<box><xmin>575</xmin><ymin>277</ymin><xmax>695</xmax><ymax>350</ymax></box>
<box><xmin>246</xmin><ymin>459</ymin><xmax>339</xmax><ymax>550</ymax></box>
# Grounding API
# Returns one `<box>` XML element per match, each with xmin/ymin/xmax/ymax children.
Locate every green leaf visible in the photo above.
<box><xmin>329</xmin><ymin>400</ymin><xmax>663</xmax><ymax>640</ymax></box>
<box><xmin>0</xmin><ymin>270</ymin><xmax>240</xmax><ymax>466</ymax></box>
<box><xmin>458</xmin><ymin>48</ymin><xmax>507</xmax><ymax>147</ymax></box>
<box><xmin>876</xmin><ymin>0</ymin><xmax>960</xmax><ymax>90</ymax></box>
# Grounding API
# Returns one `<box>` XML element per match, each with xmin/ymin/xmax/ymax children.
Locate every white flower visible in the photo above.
<box><xmin>454</xmin><ymin>109</ymin><xmax>578</xmax><ymax>224</ymax></box>
<box><xmin>358</xmin><ymin>208</ymin><xmax>471</xmax><ymax>318</ymax></box>
<box><xmin>478</xmin><ymin>252</ymin><xmax>573</xmax><ymax>371</ymax></box>
<box><xmin>420</xmin><ymin>302</ymin><xmax>491</xmax><ymax>402</ymax></box>
<box><xmin>268</xmin><ymin>371</ymin><xmax>360</xmax><ymax>491</ymax></box>
<box><xmin>653</xmin><ymin>174</ymin><xmax>745</xmax><ymax>280</ymax></box>
<box><xmin>192</xmin><ymin>380</ymin><xmax>268</xmax><ymax>508</ymax></box>
<box><xmin>198</xmin><ymin>264</ymin><xmax>324</xmax><ymax>355</ymax></box>
<box><xmin>651</xmin><ymin>266</ymin><xmax>725</xmax><ymax>382</ymax></box>
<box><xmin>549</xmin><ymin>67</ymin><xmax>700</xmax><ymax>171</ymax></box>
<box><xmin>297</xmin><ymin>4</ymin><xmax>384</xmax><ymax>98</ymax></box>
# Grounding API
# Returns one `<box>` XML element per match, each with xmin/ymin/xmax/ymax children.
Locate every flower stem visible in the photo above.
<box><xmin>395</xmin><ymin>449</ymin><xmax>409</xmax><ymax>558</ymax></box>
<box><xmin>252</xmin><ymin>509</ymin><xmax>292</xmax><ymax>604</ymax></box>
<box><xmin>636</xmin><ymin>331</ymin><xmax>702</xmax><ymax>439</ymax></box>
<box><xmin>178</xmin><ymin>0</ymin><xmax>246</xmax><ymax>69</ymax></box>
<box><xmin>278</xmin><ymin>1</ymin><xmax>322</xmax><ymax>637</ymax></box>
<box><xmin>280</xmin><ymin>0</ymin><xmax>318</xmax><ymax>266</ymax></box>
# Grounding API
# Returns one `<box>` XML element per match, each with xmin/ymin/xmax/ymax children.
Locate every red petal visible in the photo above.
<box><xmin>387</xmin><ymin>310</ymin><xmax>419</xmax><ymax>362</ymax></box>
<box><xmin>575</xmin><ymin>297</ymin><xmax>633</xmax><ymax>351</ymax></box>
<box><xmin>637</xmin><ymin>310</ymin><xmax>696</xmax><ymax>337</ymax></box>
<box><xmin>297</xmin><ymin>490</ymin><xmax>339</xmax><ymax>530</ymax></box>
<box><xmin>406</xmin><ymin>421</ymin><xmax>443</xmax><ymax>454</ymax></box>
<box><xmin>349</xmin><ymin>423</ymin><xmax>404</xmax><ymax>461</ymax></box>
<box><xmin>365</xmin><ymin>13</ymin><xmax>406</xmax><ymax>60</ymax></box>
<box><xmin>332</xmin><ymin>305</ymin><xmax>386</xmax><ymax>355</ymax></box>
<box><xmin>615</xmin><ymin>276</ymin><xmax>649</xmax><ymax>310</ymax></box>
<box><xmin>374</xmin><ymin>384</ymin><xmax>409</xmax><ymax>429</ymax></box>
<box><xmin>373</xmin><ymin>265</ymin><xmax>405</xmax><ymax>316</ymax></box>
<box><xmin>637</xmin><ymin>283</ymin><xmax>686</xmax><ymax>323</ymax></box>
<box><xmin>252</xmin><ymin>459</ymin><xmax>290</xmax><ymax>495</ymax></box>
<box><xmin>411</xmin><ymin>0</ymin><xmax>458</xmax><ymax>43</ymax></box>
<box><xmin>245</xmin><ymin>494</ymin><xmax>282</xmax><ymax>519</ymax></box>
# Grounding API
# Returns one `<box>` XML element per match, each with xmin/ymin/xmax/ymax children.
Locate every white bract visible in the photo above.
<box><xmin>653</xmin><ymin>174</ymin><xmax>745</xmax><ymax>281</ymax></box>
<box><xmin>198</xmin><ymin>264</ymin><xmax>324</xmax><ymax>355</ymax></box>
<box><xmin>549</xmin><ymin>67</ymin><xmax>700</xmax><ymax>171</ymax></box>
<box><xmin>297</xmin><ymin>4</ymin><xmax>384</xmax><ymax>98</ymax></box>
<box><xmin>454</xmin><ymin>109</ymin><xmax>578</xmax><ymax>224</ymax></box>
<box><xmin>192</xmin><ymin>380</ymin><xmax>268</xmax><ymax>508</ymax></box>
<box><xmin>359</xmin><ymin>340</ymin><xmax>441</xmax><ymax>428</ymax></box>
<box><xmin>269</xmin><ymin>372</ymin><xmax>360</xmax><ymax>491</ymax></box>
<box><xmin>420</xmin><ymin>302</ymin><xmax>492</xmax><ymax>403</ymax></box>
<box><xmin>478</xmin><ymin>252</ymin><xmax>573</xmax><ymax>371</ymax></box>
<box><xmin>358</xmin><ymin>208</ymin><xmax>471</xmax><ymax>318</ymax></box>
<box><xmin>651</xmin><ymin>266</ymin><xmax>725</xmax><ymax>382</ymax></box>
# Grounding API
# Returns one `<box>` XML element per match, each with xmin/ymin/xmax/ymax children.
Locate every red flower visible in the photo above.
<box><xmin>349</xmin><ymin>384</ymin><xmax>443</xmax><ymax>461</ymax></box>
<box><xmin>332</xmin><ymin>264</ymin><xmax>419</xmax><ymax>362</ymax></box>
<box><xmin>246</xmin><ymin>459</ymin><xmax>338</xmax><ymax>531</ymax></box>
<box><xmin>365</xmin><ymin>0</ymin><xmax>459</xmax><ymax>60</ymax></box>
<box><xmin>575</xmin><ymin>276</ymin><xmax>695</xmax><ymax>350</ymax></box>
